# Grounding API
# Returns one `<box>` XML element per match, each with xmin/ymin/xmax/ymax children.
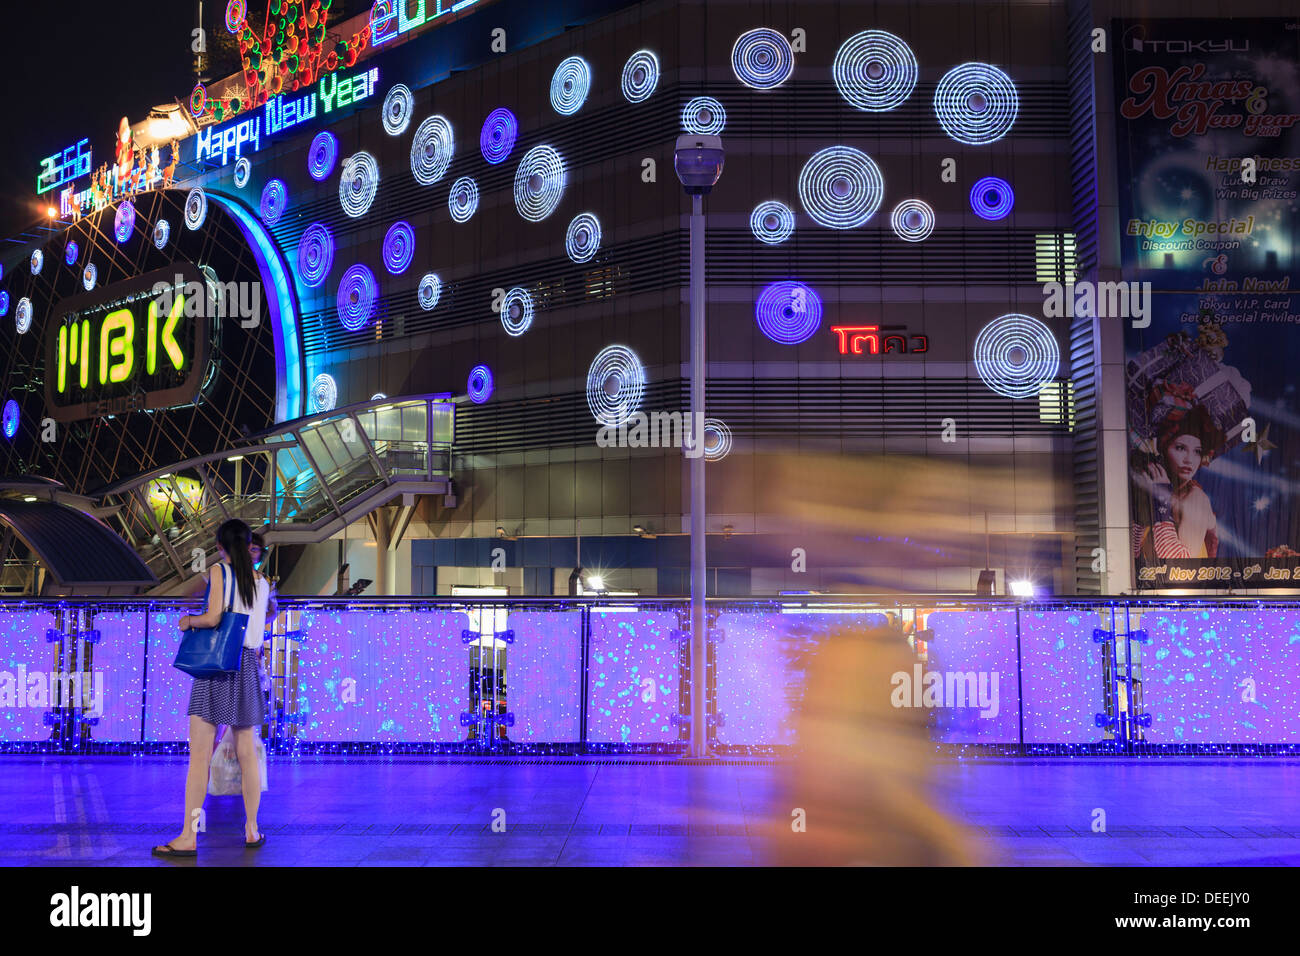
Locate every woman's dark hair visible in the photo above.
<box><xmin>1157</xmin><ymin>404</ymin><xmax>1222</xmax><ymax>462</ymax></box>
<box><xmin>217</xmin><ymin>519</ymin><xmax>256</xmax><ymax>607</ymax></box>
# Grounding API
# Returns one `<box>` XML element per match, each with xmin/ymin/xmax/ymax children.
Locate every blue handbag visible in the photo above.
<box><xmin>173</xmin><ymin>565</ymin><xmax>250</xmax><ymax>678</ymax></box>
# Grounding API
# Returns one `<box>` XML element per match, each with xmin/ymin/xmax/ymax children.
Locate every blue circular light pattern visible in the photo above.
<box><xmin>114</xmin><ymin>201</ymin><xmax>136</xmax><ymax>242</ymax></box>
<box><xmin>448</xmin><ymin>177</ymin><xmax>480</xmax><ymax>223</ymax></box>
<box><xmin>750</xmin><ymin>200</ymin><xmax>795</xmax><ymax>245</ymax></box>
<box><xmin>480</xmin><ymin>108</ymin><xmax>518</xmax><ymax>165</ymax></box>
<box><xmin>0</xmin><ymin>292</ymin><xmax>8</xmax><ymax>317</ymax></box>
<box><xmin>309</xmin><ymin>131</ymin><xmax>338</xmax><ymax>181</ymax></box>
<box><xmin>15</xmin><ymin>297</ymin><xmax>32</xmax><ymax>334</ymax></box>
<box><xmin>82</xmin><ymin>264</ymin><xmax>97</xmax><ymax>291</ymax></box>
<box><xmin>184</xmin><ymin>188</ymin><xmax>207</xmax><ymax>229</ymax></box>
<box><xmin>890</xmin><ymin>199</ymin><xmax>936</xmax><ymax>242</ymax></box>
<box><xmin>681</xmin><ymin>96</ymin><xmax>726</xmax><ymax>135</ymax></box>
<box><xmin>621</xmin><ymin>50</ymin><xmax>660</xmax><ymax>103</ymax></box>
<box><xmin>565</xmin><ymin>212</ymin><xmax>601</xmax><ymax>263</ymax></box>
<box><xmin>973</xmin><ymin>313</ymin><xmax>1060</xmax><ymax>399</ymax></box>
<box><xmin>340</xmin><ymin>152</ymin><xmax>380</xmax><ymax>217</ymax></box>
<box><xmin>234</xmin><ymin>156</ymin><xmax>251</xmax><ymax>188</ymax></box>
<box><xmin>64</xmin><ymin>241</ymin><xmax>78</xmax><ymax>266</ymax></box>
<box><xmin>467</xmin><ymin>364</ymin><xmax>494</xmax><ymax>404</ymax></box>
<box><xmin>382</xmin><ymin>220</ymin><xmax>416</xmax><ymax>274</ymax></box>
<box><xmin>550</xmin><ymin>56</ymin><xmax>592</xmax><ymax>115</ymax></box>
<box><xmin>970</xmin><ymin>176</ymin><xmax>1015</xmax><ymax>220</ymax></box>
<box><xmin>2</xmin><ymin>400</ymin><xmax>17</xmax><ymax>440</ymax></box>
<box><xmin>797</xmin><ymin>146</ymin><xmax>885</xmax><ymax>230</ymax></box>
<box><xmin>586</xmin><ymin>345</ymin><xmax>646</xmax><ymax>426</ymax></box>
<box><xmin>755</xmin><ymin>280</ymin><xmax>823</xmax><ymax>345</ymax></box>
<box><xmin>513</xmin><ymin>145</ymin><xmax>566</xmax><ymax>222</ymax></box>
<box><xmin>731</xmin><ymin>28</ymin><xmax>794</xmax><ymax>90</ymax></box>
<box><xmin>336</xmin><ymin>264</ymin><xmax>379</xmax><ymax>332</ymax></box>
<box><xmin>418</xmin><ymin>273</ymin><xmax>442</xmax><ymax>311</ymax></box>
<box><xmin>260</xmin><ymin>179</ymin><xmax>288</xmax><ymax>225</ymax></box>
<box><xmin>703</xmin><ymin>418</ymin><xmax>733</xmax><ymax>462</ymax></box>
<box><xmin>382</xmin><ymin>83</ymin><xmax>414</xmax><ymax>135</ymax></box>
<box><xmin>297</xmin><ymin>222</ymin><xmax>335</xmax><ymax>288</ymax></box>
<box><xmin>154</xmin><ymin>219</ymin><xmax>171</xmax><ymax>249</ymax></box>
<box><xmin>500</xmin><ymin>287</ymin><xmax>534</xmax><ymax>337</ymax></box>
<box><xmin>832</xmin><ymin>30</ymin><xmax>918</xmax><ymax>112</ymax></box>
<box><xmin>410</xmin><ymin>115</ymin><xmax>454</xmax><ymax>185</ymax></box>
<box><xmin>311</xmin><ymin>373</ymin><xmax>338</xmax><ymax>412</ymax></box>
<box><xmin>30</xmin><ymin>250</ymin><xmax>43</xmax><ymax>275</ymax></box>
<box><xmin>934</xmin><ymin>62</ymin><xmax>1019</xmax><ymax>145</ymax></box>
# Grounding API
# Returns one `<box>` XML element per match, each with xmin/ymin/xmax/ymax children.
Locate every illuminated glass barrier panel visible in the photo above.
<box><xmin>587</xmin><ymin>609</ymin><xmax>680</xmax><ymax>744</ymax></box>
<box><xmin>1018</xmin><ymin>609</ymin><xmax>1107</xmax><ymax>743</ymax></box>
<box><xmin>925</xmin><ymin>609</ymin><xmax>1021</xmax><ymax>744</ymax></box>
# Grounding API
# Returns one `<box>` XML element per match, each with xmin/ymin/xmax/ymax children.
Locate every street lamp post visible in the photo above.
<box><xmin>674</xmin><ymin>134</ymin><xmax>724</xmax><ymax>759</ymax></box>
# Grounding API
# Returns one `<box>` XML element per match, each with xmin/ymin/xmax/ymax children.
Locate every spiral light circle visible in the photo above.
<box><xmin>586</xmin><ymin>345</ymin><xmax>646</xmax><ymax>426</ymax></box>
<box><xmin>15</xmin><ymin>297</ymin><xmax>32</xmax><ymax>334</ymax></box>
<box><xmin>308</xmin><ymin>131</ymin><xmax>338</xmax><ymax>181</ymax></box>
<box><xmin>755</xmin><ymin>281</ymin><xmax>823</xmax><ymax>345</ymax></box>
<box><xmin>565</xmin><ymin>212</ymin><xmax>602</xmax><ymax>263</ymax></box>
<box><xmin>382</xmin><ymin>220</ymin><xmax>415</xmax><ymax>274</ymax></box>
<box><xmin>2</xmin><ymin>400</ymin><xmax>16</xmax><ymax>440</ymax></box>
<box><xmin>500</xmin><ymin>287</ymin><xmax>534</xmax><ymax>337</ymax></box>
<box><xmin>114</xmin><ymin>201</ymin><xmax>136</xmax><ymax>242</ymax></box>
<box><xmin>467</xmin><ymin>365</ymin><xmax>494</xmax><ymax>404</ymax></box>
<box><xmin>934</xmin><ymin>62</ymin><xmax>1019</xmax><ymax>145</ymax></box>
<box><xmin>260</xmin><ymin>178</ymin><xmax>288</xmax><ymax>225</ymax></box>
<box><xmin>750</xmin><ymin>200</ymin><xmax>795</xmax><ymax>245</ymax></box>
<box><xmin>703</xmin><ymin>418</ymin><xmax>733</xmax><ymax>462</ymax></box>
<box><xmin>418</xmin><ymin>273</ymin><xmax>442</xmax><ymax>311</ymax></box>
<box><xmin>234</xmin><ymin>156</ymin><xmax>251</xmax><ymax>188</ymax></box>
<box><xmin>336</xmin><ymin>264</ymin><xmax>379</xmax><ymax>332</ymax></box>
<box><xmin>681</xmin><ymin>96</ymin><xmax>726</xmax><ymax>135</ymax></box>
<box><xmin>311</xmin><ymin>373</ymin><xmax>338</xmax><ymax>412</ymax></box>
<box><xmin>480</xmin><ymin>108</ymin><xmax>518</xmax><ymax>165</ymax></box>
<box><xmin>64</xmin><ymin>241</ymin><xmax>78</xmax><ymax>266</ymax></box>
<box><xmin>550</xmin><ymin>56</ymin><xmax>592</xmax><ymax>115</ymax></box>
<box><xmin>225</xmin><ymin>0</ymin><xmax>245</xmax><ymax>32</ymax></box>
<box><xmin>732</xmin><ymin>28</ymin><xmax>794</xmax><ymax>90</ymax></box>
<box><xmin>890</xmin><ymin>199</ymin><xmax>936</xmax><ymax>242</ymax></box>
<box><xmin>832</xmin><ymin>30</ymin><xmax>918</xmax><ymax>112</ymax></box>
<box><xmin>154</xmin><ymin>219</ymin><xmax>171</xmax><ymax>249</ymax></box>
<box><xmin>0</xmin><ymin>292</ymin><xmax>7</xmax><ymax>317</ymax></box>
<box><xmin>383</xmin><ymin>83</ymin><xmax>414</xmax><ymax>135</ymax></box>
<box><xmin>184</xmin><ymin>188</ymin><xmax>208</xmax><ymax>229</ymax></box>
<box><xmin>82</xmin><ymin>264</ymin><xmax>97</xmax><ymax>291</ymax></box>
<box><xmin>30</xmin><ymin>250</ymin><xmax>42</xmax><ymax>275</ymax></box>
<box><xmin>797</xmin><ymin>146</ymin><xmax>884</xmax><ymax>230</ymax></box>
<box><xmin>970</xmin><ymin>176</ymin><xmax>1015</xmax><ymax>220</ymax></box>
<box><xmin>339</xmin><ymin>152</ymin><xmax>379</xmax><ymax>218</ymax></box>
<box><xmin>973</xmin><ymin>313</ymin><xmax>1060</xmax><ymax>399</ymax></box>
<box><xmin>449</xmin><ymin>177</ymin><xmax>480</xmax><ymax>223</ymax></box>
<box><xmin>410</xmin><ymin>115</ymin><xmax>454</xmax><ymax>185</ymax></box>
<box><xmin>513</xmin><ymin>145</ymin><xmax>566</xmax><ymax>222</ymax></box>
<box><xmin>297</xmin><ymin>222</ymin><xmax>335</xmax><ymax>288</ymax></box>
<box><xmin>621</xmin><ymin>50</ymin><xmax>660</xmax><ymax>103</ymax></box>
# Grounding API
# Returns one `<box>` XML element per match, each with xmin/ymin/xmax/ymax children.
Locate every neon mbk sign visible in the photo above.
<box><xmin>831</xmin><ymin>325</ymin><xmax>929</xmax><ymax>354</ymax></box>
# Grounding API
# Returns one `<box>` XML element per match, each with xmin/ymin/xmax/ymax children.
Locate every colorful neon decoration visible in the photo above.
<box><xmin>0</xmin><ymin>292</ymin><xmax>8</xmax><ymax>317</ymax></box>
<box><xmin>831</xmin><ymin>325</ymin><xmax>929</xmax><ymax>354</ymax></box>
<box><xmin>190</xmin><ymin>83</ymin><xmax>207</xmax><ymax>118</ymax></box>
<box><xmin>15</xmin><ymin>298</ymin><xmax>33</xmax><ymax>335</ymax></box>
<box><xmin>83</xmin><ymin>264</ymin><xmax>97</xmax><ymax>291</ymax></box>
<box><xmin>467</xmin><ymin>364</ymin><xmax>494</xmax><ymax>404</ymax></box>
<box><xmin>37</xmin><ymin>138</ymin><xmax>91</xmax><ymax>196</ymax></box>
<box><xmin>410</xmin><ymin>115</ymin><xmax>454</xmax><ymax>185</ymax></box>
<box><xmin>732</xmin><ymin>29</ymin><xmax>794</xmax><ymax>90</ymax></box>
<box><xmin>832</xmin><ymin>30</ymin><xmax>917</xmax><ymax>112</ymax></box>
<box><xmin>934</xmin><ymin>62</ymin><xmax>1019</xmax><ymax>145</ymax></box>
<box><xmin>479</xmin><ymin>108</ymin><xmax>518</xmax><ymax>165</ymax></box>
<box><xmin>383</xmin><ymin>83</ymin><xmax>414</xmax><ymax>135</ymax></box>
<box><xmin>260</xmin><ymin>178</ymin><xmax>288</xmax><ymax>225</ymax></box>
<box><xmin>311</xmin><ymin>373</ymin><xmax>338</xmax><ymax>412</ymax></box>
<box><xmin>336</xmin><ymin>264</ymin><xmax>379</xmax><ymax>331</ymax></box>
<box><xmin>798</xmin><ymin>146</ymin><xmax>884</xmax><ymax>230</ymax></box>
<box><xmin>970</xmin><ymin>176</ymin><xmax>1014</xmax><ymax>220</ymax></box>
<box><xmin>297</xmin><ymin>222</ymin><xmax>335</xmax><ymax>288</ymax></box>
<box><xmin>64</xmin><ymin>241</ymin><xmax>79</xmax><ymax>266</ymax></box>
<box><xmin>890</xmin><ymin>199</ymin><xmax>936</xmax><ymax>242</ymax></box>
<box><xmin>681</xmin><ymin>96</ymin><xmax>726</xmax><ymax>135</ymax></box>
<box><xmin>565</xmin><ymin>212</ymin><xmax>601</xmax><ymax>263</ymax></box>
<box><xmin>234</xmin><ymin>156</ymin><xmax>252</xmax><ymax>188</ymax></box>
<box><xmin>371</xmin><ymin>0</ymin><xmax>481</xmax><ymax>46</ymax></box>
<box><xmin>153</xmin><ymin>219</ymin><xmax>171</xmax><ymax>249</ymax></box>
<box><xmin>586</xmin><ymin>345</ymin><xmax>646</xmax><ymax>426</ymax></box>
<box><xmin>621</xmin><ymin>50</ymin><xmax>660</xmax><ymax>103</ymax></box>
<box><xmin>382</xmin><ymin>221</ymin><xmax>415</xmax><ymax>274</ymax></box>
<box><xmin>750</xmin><ymin>200</ymin><xmax>795</xmax><ymax>245</ymax></box>
<box><xmin>513</xmin><ymin>145</ymin><xmax>566</xmax><ymax>222</ymax></box>
<box><xmin>114</xmin><ymin>201</ymin><xmax>136</xmax><ymax>243</ymax></box>
<box><xmin>755</xmin><ymin>281</ymin><xmax>823</xmax><ymax>345</ymax></box>
<box><xmin>500</xmin><ymin>287</ymin><xmax>534</xmax><ymax>336</ymax></box>
<box><xmin>339</xmin><ymin>151</ymin><xmax>379</xmax><ymax>217</ymax></box>
<box><xmin>1</xmin><ymin>400</ymin><xmax>17</xmax><ymax>440</ymax></box>
<box><xmin>184</xmin><ymin>188</ymin><xmax>208</xmax><ymax>230</ymax></box>
<box><xmin>30</xmin><ymin>250</ymin><xmax>43</xmax><ymax>275</ymax></box>
<box><xmin>449</xmin><ymin>177</ymin><xmax>480</xmax><ymax>223</ymax></box>
<box><xmin>703</xmin><ymin>418</ymin><xmax>733</xmax><ymax>462</ymax></box>
<box><xmin>308</xmin><ymin>131</ymin><xmax>338</xmax><ymax>181</ymax></box>
<box><xmin>973</xmin><ymin>313</ymin><xmax>1059</xmax><ymax>399</ymax></box>
<box><xmin>225</xmin><ymin>0</ymin><xmax>245</xmax><ymax>33</ymax></box>
<box><xmin>418</xmin><ymin>273</ymin><xmax>442</xmax><ymax>311</ymax></box>
<box><xmin>550</xmin><ymin>57</ymin><xmax>592</xmax><ymax>115</ymax></box>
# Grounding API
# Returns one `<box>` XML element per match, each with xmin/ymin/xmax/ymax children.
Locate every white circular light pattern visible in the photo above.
<box><xmin>499</xmin><ymin>287</ymin><xmax>534</xmax><ymax>336</ymax></box>
<box><xmin>234</xmin><ymin>156</ymin><xmax>251</xmax><ymax>187</ymax></box>
<box><xmin>832</xmin><ymin>30</ymin><xmax>918</xmax><ymax>112</ymax></box>
<box><xmin>339</xmin><ymin>152</ymin><xmax>380</xmax><ymax>217</ymax></box>
<box><xmin>750</xmin><ymin>200</ymin><xmax>795</xmax><ymax>245</ymax></box>
<box><xmin>448</xmin><ymin>176</ymin><xmax>480</xmax><ymax>223</ymax></box>
<box><xmin>154</xmin><ymin>219</ymin><xmax>171</xmax><ymax>249</ymax></box>
<box><xmin>703</xmin><ymin>418</ymin><xmax>733</xmax><ymax>462</ymax></box>
<box><xmin>82</xmin><ymin>264</ymin><xmax>97</xmax><ymax>291</ymax></box>
<box><xmin>15</xmin><ymin>297</ymin><xmax>32</xmax><ymax>334</ymax></box>
<box><xmin>565</xmin><ymin>212</ymin><xmax>601</xmax><ymax>263</ymax></box>
<box><xmin>889</xmin><ymin>199</ymin><xmax>936</xmax><ymax>242</ymax></box>
<box><xmin>513</xmin><ymin>145</ymin><xmax>566</xmax><ymax>222</ymax></box>
<box><xmin>30</xmin><ymin>250</ymin><xmax>43</xmax><ymax>275</ymax></box>
<box><xmin>731</xmin><ymin>28</ymin><xmax>795</xmax><ymax>90</ymax></box>
<box><xmin>382</xmin><ymin>83</ymin><xmax>414</xmax><ymax>135</ymax></box>
<box><xmin>973</xmin><ymin>313</ymin><xmax>1060</xmax><ymax>399</ymax></box>
<box><xmin>621</xmin><ymin>50</ymin><xmax>660</xmax><ymax>103</ymax></box>
<box><xmin>586</xmin><ymin>345</ymin><xmax>646</xmax><ymax>427</ymax></box>
<box><xmin>550</xmin><ymin>56</ymin><xmax>592</xmax><ymax>115</ymax></box>
<box><xmin>934</xmin><ymin>62</ymin><xmax>1019</xmax><ymax>145</ymax></box>
<box><xmin>410</xmin><ymin>115</ymin><xmax>454</xmax><ymax>185</ymax></box>
<box><xmin>184</xmin><ymin>187</ymin><xmax>208</xmax><ymax>229</ymax></box>
<box><xmin>681</xmin><ymin>96</ymin><xmax>726</xmax><ymax>135</ymax></box>
<box><xmin>797</xmin><ymin>146</ymin><xmax>885</xmax><ymax>230</ymax></box>
<box><xmin>311</xmin><ymin>373</ymin><xmax>338</xmax><ymax>412</ymax></box>
<box><xmin>418</xmin><ymin>273</ymin><xmax>442</xmax><ymax>311</ymax></box>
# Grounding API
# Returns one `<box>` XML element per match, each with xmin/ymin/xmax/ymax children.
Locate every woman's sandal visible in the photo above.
<box><xmin>245</xmin><ymin>833</ymin><xmax>267</xmax><ymax>849</ymax></box>
<box><xmin>151</xmin><ymin>842</ymin><xmax>198</xmax><ymax>858</ymax></box>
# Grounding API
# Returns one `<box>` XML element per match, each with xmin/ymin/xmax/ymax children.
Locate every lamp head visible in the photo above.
<box><xmin>674</xmin><ymin>134</ymin><xmax>725</xmax><ymax>195</ymax></box>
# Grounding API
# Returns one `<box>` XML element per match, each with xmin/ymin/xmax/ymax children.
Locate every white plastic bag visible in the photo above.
<box><xmin>208</xmin><ymin>732</ymin><xmax>268</xmax><ymax>795</ymax></box>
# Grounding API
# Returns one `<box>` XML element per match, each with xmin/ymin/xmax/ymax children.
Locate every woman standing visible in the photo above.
<box><xmin>153</xmin><ymin>519</ymin><xmax>274</xmax><ymax>857</ymax></box>
<box><xmin>1131</xmin><ymin>405</ymin><xmax>1222</xmax><ymax>560</ymax></box>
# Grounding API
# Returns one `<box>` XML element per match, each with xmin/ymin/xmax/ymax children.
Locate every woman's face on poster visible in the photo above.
<box><xmin>1164</xmin><ymin>434</ymin><xmax>1203</xmax><ymax>482</ymax></box>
